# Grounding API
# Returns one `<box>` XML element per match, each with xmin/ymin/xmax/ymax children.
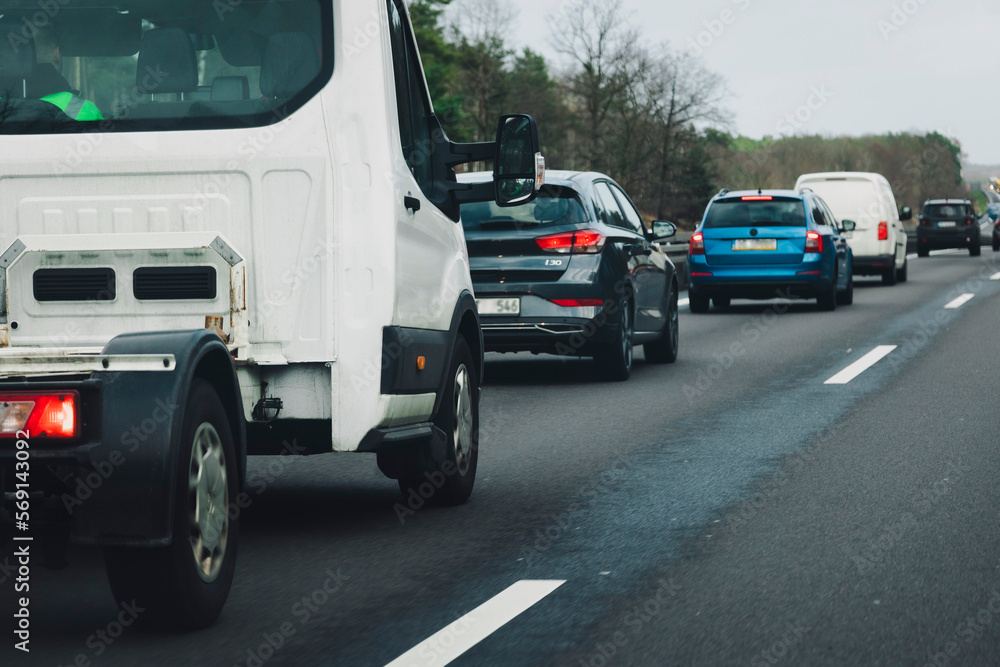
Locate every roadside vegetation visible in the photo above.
<box><xmin>413</xmin><ymin>0</ymin><xmax>965</xmax><ymax>228</ymax></box>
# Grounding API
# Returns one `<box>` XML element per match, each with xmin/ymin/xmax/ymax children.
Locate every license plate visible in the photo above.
<box><xmin>938</xmin><ymin>221</ymin><xmax>956</xmax><ymax>228</ymax></box>
<box><xmin>477</xmin><ymin>298</ymin><xmax>520</xmax><ymax>316</ymax></box>
<box><xmin>733</xmin><ymin>238</ymin><xmax>777</xmax><ymax>251</ymax></box>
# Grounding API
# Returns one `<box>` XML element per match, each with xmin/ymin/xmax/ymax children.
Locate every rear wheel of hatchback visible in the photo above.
<box><xmin>644</xmin><ymin>285</ymin><xmax>679</xmax><ymax>364</ymax></box>
<box><xmin>596</xmin><ymin>296</ymin><xmax>633</xmax><ymax>381</ymax></box>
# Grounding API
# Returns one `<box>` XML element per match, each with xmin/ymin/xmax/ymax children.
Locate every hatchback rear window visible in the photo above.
<box><xmin>460</xmin><ymin>187</ymin><xmax>589</xmax><ymax>231</ymax></box>
<box><xmin>923</xmin><ymin>205</ymin><xmax>969</xmax><ymax>218</ymax></box>
<box><xmin>704</xmin><ymin>198</ymin><xmax>806</xmax><ymax>228</ymax></box>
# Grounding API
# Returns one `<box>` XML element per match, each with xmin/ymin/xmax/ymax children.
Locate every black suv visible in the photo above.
<box><xmin>917</xmin><ymin>199</ymin><xmax>980</xmax><ymax>257</ymax></box>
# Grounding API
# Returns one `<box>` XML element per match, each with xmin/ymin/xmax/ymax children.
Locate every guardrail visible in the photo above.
<box><xmin>658</xmin><ymin>232</ymin><xmax>691</xmax><ymax>290</ymax></box>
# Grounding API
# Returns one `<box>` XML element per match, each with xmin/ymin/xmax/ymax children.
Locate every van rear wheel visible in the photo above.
<box><xmin>104</xmin><ymin>379</ymin><xmax>239</xmax><ymax>630</ymax></box>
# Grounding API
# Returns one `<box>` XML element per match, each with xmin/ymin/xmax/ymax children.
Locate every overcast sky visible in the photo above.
<box><xmin>496</xmin><ymin>0</ymin><xmax>999</xmax><ymax>166</ymax></box>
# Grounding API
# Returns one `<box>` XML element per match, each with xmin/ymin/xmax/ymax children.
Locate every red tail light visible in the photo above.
<box><xmin>0</xmin><ymin>392</ymin><xmax>79</xmax><ymax>439</ymax></box>
<box><xmin>535</xmin><ymin>230</ymin><xmax>606</xmax><ymax>255</ymax></box>
<box><xmin>689</xmin><ymin>232</ymin><xmax>705</xmax><ymax>256</ymax></box>
<box><xmin>550</xmin><ymin>299</ymin><xmax>605</xmax><ymax>308</ymax></box>
<box><xmin>805</xmin><ymin>231</ymin><xmax>823</xmax><ymax>254</ymax></box>
<box><xmin>965</xmin><ymin>217</ymin><xmax>975</xmax><ymax>226</ymax></box>
<box><xmin>878</xmin><ymin>221</ymin><xmax>888</xmax><ymax>241</ymax></box>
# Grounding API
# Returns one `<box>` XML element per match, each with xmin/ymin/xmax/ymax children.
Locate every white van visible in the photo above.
<box><xmin>794</xmin><ymin>172</ymin><xmax>912</xmax><ymax>285</ymax></box>
<box><xmin>0</xmin><ymin>0</ymin><xmax>541</xmax><ymax>629</ymax></box>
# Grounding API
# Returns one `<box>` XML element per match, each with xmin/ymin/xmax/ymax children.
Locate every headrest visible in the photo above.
<box><xmin>260</xmin><ymin>32</ymin><xmax>320</xmax><ymax>99</ymax></box>
<box><xmin>136</xmin><ymin>28</ymin><xmax>198</xmax><ymax>94</ymax></box>
<box><xmin>0</xmin><ymin>23</ymin><xmax>37</xmax><ymax>87</ymax></box>
<box><xmin>211</xmin><ymin>76</ymin><xmax>249</xmax><ymax>101</ymax></box>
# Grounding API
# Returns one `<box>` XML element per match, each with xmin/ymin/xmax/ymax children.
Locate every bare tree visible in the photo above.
<box><xmin>647</xmin><ymin>50</ymin><xmax>730</xmax><ymax>218</ymax></box>
<box><xmin>549</xmin><ymin>0</ymin><xmax>638</xmax><ymax>170</ymax></box>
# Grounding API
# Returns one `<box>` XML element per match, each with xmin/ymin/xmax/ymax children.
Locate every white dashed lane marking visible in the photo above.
<box><xmin>384</xmin><ymin>580</ymin><xmax>566</xmax><ymax>667</ymax></box>
<box><xmin>945</xmin><ymin>294</ymin><xmax>974</xmax><ymax>310</ymax></box>
<box><xmin>825</xmin><ymin>346</ymin><xmax>898</xmax><ymax>385</ymax></box>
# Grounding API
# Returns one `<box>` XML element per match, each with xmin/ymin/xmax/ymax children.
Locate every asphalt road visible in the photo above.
<box><xmin>5</xmin><ymin>250</ymin><xmax>1000</xmax><ymax>666</ymax></box>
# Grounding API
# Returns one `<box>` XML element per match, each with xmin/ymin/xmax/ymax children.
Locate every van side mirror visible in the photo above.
<box><xmin>494</xmin><ymin>114</ymin><xmax>544</xmax><ymax>207</ymax></box>
<box><xmin>900</xmin><ymin>206</ymin><xmax>913</xmax><ymax>221</ymax></box>
<box><xmin>652</xmin><ymin>221</ymin><xmax>677</xmax><ymax>240</ymax></box>
<box><xmin>841</xmin><ymin>219</ymin><xmax>857</xmax><ymax>232</ymax></box>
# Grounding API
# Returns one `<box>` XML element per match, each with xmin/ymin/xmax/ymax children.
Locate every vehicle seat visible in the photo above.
<box><xmin>136</xmin><ymin>27</ymin><xmax>198</xmax><ymax>99</ymax></box>
<box><xmin>260</xmin><ymin>32</ymin><xmax>320</xmax><ymax>99</ymax></box>
<box><xmin>0</xmin><ymin>25</ymin><xmax>36</xmax><ymax>98</ymax></box>
<box><xmin>211</xmin><ymin>76</ymin><xmax>250</xmax><ymax>101</ymax></box>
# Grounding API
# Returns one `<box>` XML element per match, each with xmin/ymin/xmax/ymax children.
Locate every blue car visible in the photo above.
<box><xmin>687</xmin><ymin>189</ymin><xmax>854</xmax><ymax>312</ymax></box>
<box><xmin>987</xmin><ymin>203</ymin><xmax>999</xmax><ymax>222</ymax></box>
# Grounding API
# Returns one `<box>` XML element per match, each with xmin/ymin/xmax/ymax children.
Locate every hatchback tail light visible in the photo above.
<box><xmin>0</xmin><ymin>392</ymin><xmax>79</xmax><ymax>439</ymax></box>
<box><xmin>805</xmin><ymin>231</ymin><xmax>823</xmax><ymax>254</ymax></box>
<box><xmin>535</xmin><ymin>230</ymin><xmax>606</xmax><ymax>255</ymax></box>
<box><xmin>965</xmin><ymin>217</ymin><xmax>975</xmax><ymax>227</ymax></box>
<box><xmin>689</xmin><ymin>232</ymin><xmax>705</xmax><ymax>256</ymax></box>
<box><xmin>878</xmin><ymin>221</ymin><xmax>888</xmax><ymax>241</ymax></box>
<box><xmin>550</xmin><ymin>299</ymin><xmax>605</xmax><ymax>308</ymax></box>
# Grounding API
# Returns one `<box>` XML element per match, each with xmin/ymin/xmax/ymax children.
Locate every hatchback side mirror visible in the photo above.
<box><xmin>494</xmin><ymin>115</ymin><xmax>544</xmax><ymax>207</ymax></box>
<box><xmin>900</xmin><ymin>206</ymin><xmax>913</xmax><ymax>221</ymax></box>
<box><xmin>841</xmin><ymin>219</ymin><xmax>857</xmax><ymax>232</ymax></box>
<box><xmin>652</xmin><ymin>220</ymin><xmax>677</xmax><ymax>240</ymax></box>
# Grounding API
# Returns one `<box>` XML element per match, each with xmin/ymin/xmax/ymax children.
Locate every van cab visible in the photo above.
<box><xmin>794</xmin><ymin>172</ymin><xmax>911</xmax><ymax>285</ymax></box>
<box><xmin>0</xmin><ymin>0</ymin><xmax>541</xmax><ymax>629</ymax></box>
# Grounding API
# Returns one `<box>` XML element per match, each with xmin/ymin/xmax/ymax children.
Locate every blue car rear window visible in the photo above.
<box><xmin>705</xmin><ymin>198</ymin><xmax>806</xmax><ymax>228</ymax></box>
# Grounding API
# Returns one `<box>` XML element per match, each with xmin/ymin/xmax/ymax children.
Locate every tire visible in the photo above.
<box><xmin>970</xmin><ymin>241</ymin><xmax>981</xmax><ymax>257</ymax></box>
<box><xmin>689</xmin><ymin>287</ymin><xmax>710</xmax><ymax>314</ymax></box>
<box><xmin>992</xmin><ymin>236</ymin><xmax>999</xmax><ymax>252</ymax></box>
<box><xmin>896</xmin><ymin>255</ymin><xmax>908</xmax><ymax>283</ymax></box>
<box><xmin>644</xmin><ymin>286</ymin><xmax>679</xmax><ymax>364</ymax></box>
<box><xmin>882</xmin><ymin>263</ymin><xmax>897</xmax><ymax>286</ymax></box>
<box><xmin>836</xmin><ymin>272</ymin><xmax>854</xmax><ymax>306</ymax></box>
<box><xmin>596</xmin><ymin>296</ymin><xmax>633</xmax><ymax>381</ymax></box>
<box><xmin>818</xmin><ymin>272</ymin><xmax>838</xmax><ymax>311</ymax></box>
<box><xmin>104</xmin><ymin>379</ymin><xmax>239</xmax><ymax>630</ymax></box>
<box><xmin>398</xmin><ymin>336</ymin><xmax>480</xmax><ymax>506</ymax></box>
<box><xmin>917</xmin><ymin>247</ymin><xmax>929</xmax><ymax>258</ymax></box>
<box><xmin>712</xmin><ymin>296</ymin><xmax>731</xmax><ymax>308</ymax></box>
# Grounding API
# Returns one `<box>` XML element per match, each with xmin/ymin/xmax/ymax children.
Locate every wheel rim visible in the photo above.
<box><xmin>622</xmin><ymin>301</ymin><xmax>633</xmax><ymax>369</ymax></box>
<box><xmin>188</xmin><ymin>423</ymin><xmax>229</xmax><ymax>583</ymax></box>
<box><xmin>452</xmin><ymin>364</ymin><xmax>474</xmax><ymax>476</ymax></box>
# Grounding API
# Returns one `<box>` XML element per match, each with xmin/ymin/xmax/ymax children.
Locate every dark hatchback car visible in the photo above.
<box><xmin>459</xmin><ymin>171</ymin><xmax>679</xmax><ymax>380</ymax></box>
<box><xmin>917</xmin><ymin>199</ymin><xmax>980</xmax><ymax>256</ymax></box>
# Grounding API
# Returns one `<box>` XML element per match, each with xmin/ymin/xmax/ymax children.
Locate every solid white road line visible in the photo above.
<box><xmin>945</xmin><ymin>294</ymin><xmax>974</xmax><ymax>310</ymax></box>
<box><xmin>384</xmin><ymin>580</ymin><xmax>566</xmax><ymax>667</ymax></box>
<box><xmin>825</xmin><ymin>346</ymin><xmax>898</xmax><ymax>385</ymax></box>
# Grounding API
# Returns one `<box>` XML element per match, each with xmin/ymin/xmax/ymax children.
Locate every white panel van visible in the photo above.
<box><xmin>794</xmin><ymin>172</ymin><xmax>912</xmax><ymax>285</ymax></box>
<box><xmin>0</xmin><ymin>0</ymin><xmax>542</xmax><ymax>629</ymax></box>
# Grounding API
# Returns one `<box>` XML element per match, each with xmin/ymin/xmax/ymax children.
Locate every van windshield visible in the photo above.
<box><xmin>0</xmin><ymin>0</ymin><xmax>330</xmax><ymax>133</ymax></box>
<box><xmin>704</xmin><ymin>198</ymin><xmax>806</xmax><ymax>228</ymax></box>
